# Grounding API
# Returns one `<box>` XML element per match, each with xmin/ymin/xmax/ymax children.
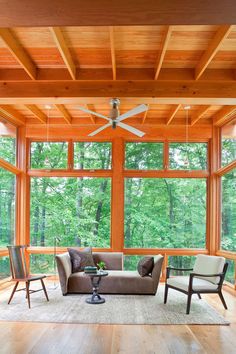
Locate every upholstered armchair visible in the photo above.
<box><xmin>164</xmin><ymin>254</ymin><xmax>228</xmax><ymax>314</ymax></box>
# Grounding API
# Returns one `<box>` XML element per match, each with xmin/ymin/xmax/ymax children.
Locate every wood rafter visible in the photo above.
<box><xmin>54</xmin><ymin>104</ymin><xmax>72</xmax><ymax>124</ymax></box>
<box><xmin>154</xmin><ymin>26</ymin><xmax>172</xmax><ymax>80</ymax></box>
<box><xmin>25</xmin><ymin>105</ymin><xmax>47</xmax><ymax>124</ymax></box>
<box><xmin>0</xmin><ymin>105</ymin><xmax>25</xmax><ymax>125</ymax></box>
<box><xmin>190</xmin><ymin>105</ymin><xmax>211</xmax><ymax>126</ymax></box>
<box><xmin>195</xmin><ymin>25</ymin><xmax>232</xmax><ymax>80</ymax></box>
<box><xmin>214</xmin><ymin>105</ymin><xmax>236</xmax><ymax>126</ymax></box>
<box><xmin>0</xmin><ymin>28</ymin><xmax>37</xmax><ymax>80</ymax></box>
<box><xmin>109</xmin><ymin>26</ymin><xmax>116</xmax><ymax>80</ymax></box>
<box><xmin>50</xmin><ymin>27</ymin><xmax>76</xmax><ymax>80</ymax></box>
<box><xmin>166</xmin><ymin>104</ymin><xmax>181</xmax><ymax>125</ymax></box>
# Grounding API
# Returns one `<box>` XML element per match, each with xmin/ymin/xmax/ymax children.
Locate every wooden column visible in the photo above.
<box><xmin>111</xmin><ymin>137</ymin><xmax>124</xmax><ymax>252</ymax></box>
<box><xmin>208</xmin><ymin>126</ymin><xmax>221</xmax><ymax>255</ymax></box>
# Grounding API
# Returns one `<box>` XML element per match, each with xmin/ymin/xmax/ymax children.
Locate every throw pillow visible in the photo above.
<box><xmin>68</xmin><ymin>247</ymin><xmax>95</xmax><ymax>273</ymax></box>
<box><xmin>137</xmin><ymin>256</ymin><xmax>154</xmax><ymax>277</ymax></box>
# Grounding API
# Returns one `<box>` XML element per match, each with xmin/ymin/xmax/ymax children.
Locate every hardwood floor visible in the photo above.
<box><xmin>0</xmin><ymin>283</ymin><xmax>235</xmax><ymax>354</ymax></box>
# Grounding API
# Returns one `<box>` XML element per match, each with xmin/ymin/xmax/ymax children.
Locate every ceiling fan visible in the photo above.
<box><xmin>77</xmin><ymin>98</ymin><xmax>148</xmax><ymax>137</ymax></box>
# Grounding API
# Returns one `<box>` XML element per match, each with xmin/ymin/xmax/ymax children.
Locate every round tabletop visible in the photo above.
<box><xmin>84</xmin><ymin>271</ymin><xmax>108</xmax><ymax>277</ymax></box>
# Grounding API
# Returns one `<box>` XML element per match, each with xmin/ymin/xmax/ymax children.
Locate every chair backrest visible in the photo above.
<box><xmin>7</xmin><ymin>245</ymin><xmax>29</xmax><ymax>279</ymax></box>
<box><xmin>193</xmin><ymin>254</ymin><xmax>226</xmax><ymax>284</ymax></box>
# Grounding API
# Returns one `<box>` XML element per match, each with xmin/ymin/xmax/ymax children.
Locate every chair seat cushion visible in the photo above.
<box><xmin>167</xmin><ymin>276</ymin><xmax>218</xmax><ymax>292</ymax></box>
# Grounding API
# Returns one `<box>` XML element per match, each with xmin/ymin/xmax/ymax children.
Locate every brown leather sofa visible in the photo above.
<box><xmin>56</xmin><ymin>252</ymin><xmax>164</xmax><ymax>296</ymax></box>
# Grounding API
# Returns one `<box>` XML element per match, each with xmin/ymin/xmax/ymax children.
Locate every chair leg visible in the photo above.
<box><xmin>41</xmin><ymin>279</ymin><xmax>49</xmax><ymax>302</ymax></box>
<box><xmin>219</xmin><ymin>291</ymin><xmax>228</xmax><ymax>310</ymax></box>
<box><xmin>197</xmin><ymin>293</ymin><xmax>201</xmax><ymax>299</ymax></box>
<box><xmin>186</xmin><ymin>293</ymin><xmax>192</xmax><ymax>314</ymax></box>
<box><xmin>164</xmin><ymin>284</ymin><xmax>169</xmax><ymax>304</ymax></box>
<box><xmin>8</xmin><ymin>281</ymin><xmax>19</xmax><ymax>304</ymax></box>
<box><xmin>26</xmin><ymin>281</ymin><xmax>31</xmax><ymax>309</ymax></box>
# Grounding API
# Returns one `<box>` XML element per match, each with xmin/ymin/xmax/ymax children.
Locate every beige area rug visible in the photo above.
<box><xmin>0</xmin><ymin>284</ymin><xmax>229</xmax><ymax>325</ymax></box>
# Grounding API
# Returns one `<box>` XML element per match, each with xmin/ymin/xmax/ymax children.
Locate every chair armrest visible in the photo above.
<box><xmin>55</xmin><ymin>253</ymin><xmax>72</xmax><ymax>295</ymax></box>
<box><xmin>188</xmin><ymin>271</ymin><xmax>225</xmax><ymax>291</ymax></box>
<box><xmin>166</xmin><ymin>266</ymin><xmax>193</xmax><ymax>279</ymax></box>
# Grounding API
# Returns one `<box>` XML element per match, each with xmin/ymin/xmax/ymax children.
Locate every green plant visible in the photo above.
<box><xmin>97</xmin><ymin>261</ymin><xmax>106</xmax><ymax>270</ymax></box>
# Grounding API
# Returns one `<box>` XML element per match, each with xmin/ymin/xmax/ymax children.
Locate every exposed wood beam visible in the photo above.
<box><xmin>0</xmin><ymin>105</ymin><xmax>25</xmax><ymax>125</ymax></box>
<box><xmin>109</xmin><ymin>26</ymin><xmax>116</xmax><ymax>80</ymax></box>
<box><xmin>0</xmin><ymin>157</ymin><xmax>21</xmax><ymax>175</ymax></box>
<box><xmin>54</xmin><ymin>104</ymin><xmax>72</xmax><ymax>124</ymax></box>
<box><xmin>190</xmin><ymin>105</ymin><xmax>211</xmax><ymax>126</ymax></box>
<box><xmin>1</xmin><ymin>1</ymin><xmax>236</xmax><ymax>26</ymax></box>
<box><xmin>214</xmin><ymin>105</ymin><xmax>236</xmax><ymax>126</ymax></box>
<box><xmin>0</xmin><ymin>28</ymin><xmax>37</xmax><ymax>80</ymax></box>
<box><xmin>215</xmin><ymin>160</ymin><xmax>236</xmax><ymax>176</ymax></box>
<box><xmin>154</xmin><ymin>26</ymin><xmax>172</xmax><ymax>80</ymax></box>
<box><xmin>142</xmin><ymin>105</ymin><xmax>149</xmax><ymax>124</ymax></box>
<box><xmin>2</xmin><ymin>81</ymin><xmax>236</xmax><ymax>102</ymax></box>
<box><xmin>25</xmin><ymin>105</ymin><xmax>47</xmax><ymax>124</ymax></box>
<box><xmin>50</xmin><ymin>27</ymin><xmax>76</xmax><ymax>80</ymax></box>
<box><xmin>86</xmin><ymin>104</ymin><xmax>96</xmax><ymax>124</ymax></box>
<box><xmin>166</xmin><ymin>104</ymin><xmax>181</xmax><ymax>125</ymax></box>
<box><xmin>195</xmin><ymin>25</ymin><xmax>232</xmax><ymax>80</ymax></box>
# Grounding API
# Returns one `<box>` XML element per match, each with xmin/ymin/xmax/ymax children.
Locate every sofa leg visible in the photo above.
<box><xmin>164</xmin><ymin>284</ymin><xmax>169</xmax><ymax>304</ymax></box>
<box><xmin>186</xmin><ymin>293</ymin><xmax>192</xmax><ymax>314</ymax></box>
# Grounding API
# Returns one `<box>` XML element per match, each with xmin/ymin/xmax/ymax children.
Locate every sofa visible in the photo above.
<box><xmin>56</xmin><ymin>252</ymin><xmax>164</xmax><ymax>295</ymax></box>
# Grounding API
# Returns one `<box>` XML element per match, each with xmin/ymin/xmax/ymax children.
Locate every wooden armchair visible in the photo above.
<box><xmin>164</xmin><ymin>254</ymin><xmax>228</xmax><ymax>314</ymax></box>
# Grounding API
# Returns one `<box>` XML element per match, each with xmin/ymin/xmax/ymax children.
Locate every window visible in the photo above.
<box><xmin>125</xmin><ymin>142</ymin><xmax>163</xmax><ymax>170</ymax></box>
<box><xmin>221</xmin><ymin>169</ymin><xmax>236</xmax><ymax>251</ymax></box>
<box><xmin>0</xmin><ymin>257</ymin><xmax>10</xmax><ymax>279</ymax></box>
<box><xmin>169</xmin><ymin>143</ymin><xmax>207</xmax><ymax>170</ymax></box>
<box><xmin>30</xmin><ymin>177</ymin><xmax>111</xmax><ymax>247</ymax></box>
<box><xmin>221</xmin><ymin>123</ymin><xmax>236</xmax><ymax>166</ymax></box>
<box><xmin>124</xmin><ymin>255</ymin><xmax>144</xmax><ymax>270</ymax></box>
<box><xmin>168</xmin><ymin>256</ymin><xmax>196</xmax><ymax>275</ymax></box>
<box><xmin>0</xmin><ymin>168</ymin><xmax>16</xmax><ymax>246</ymax></box>
<box><xmin>30</xmin><ymin>142</ymin><xmax>68</xmax><ymax>169</ymax></box>
<box><xmin>0</xmin><ymin>122</ymin><xmax>17</xmax><ymax>165</ymax></box>
<box><xmin>224</xmin><ymin>259</ymin><xmax>235</xmax><ymax>285</ymax></box>
<box><xmin>124</xmin><ymin>178</ymin><xmax>206</xmax><ymax>248</ymax></box>
<box><xmin>74</xmin><ymin>142</ymin><xmax>111</xmax><ymax>169</ymax></box>
<box><xmin>30</xmin><ymin>254</ymin><xmax>56</xmax><ymax>275</ymax></box>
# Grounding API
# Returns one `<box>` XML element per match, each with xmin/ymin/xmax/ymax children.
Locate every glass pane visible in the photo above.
<box><xmin>168</xmin><ymin>256</ymin><xmax>196</xmax><ymax>275</ymax></box>
<box><xmin>0</xmin><ymin>257</ymin><xmax>10</xmax><ymax>279</ymax></box>
<box><xmin>74</xmin><ymin>142</ymin><xmax>111</xmax><ymax>169</ymax></box>
<box><xmin>124</xmin><ymin>255</ymin><xmax>143</xmax><ymax>270</ymax></box>
<box><xmin>125</xmin><ymin>142</ymin><xmax>163</xmax><ymax>170</ymax></box>
<box><xmin>221</xmin><ymin>123</ymin><xmax>236</xmax><ymax>166</ymax></box>
<box><xmin>0</xmin><ymin>168</ymin><xmax>16</xmax><ymax>246</ymax></box>
<box><xmin>0</xmin><ymin>122</ymin><xmax>17</xmax><ymax>165</ymax></box>
<box><xmin>31</xmin><ymin>142</ymin><xmax>68</xmax><ymax>169</ymax></box>
<box><xmin>224</xmin><ymin>259</ymin><xmax>235</xmax><ymax>285</ymax></box>
<box><xmin>169</xmin><ymin>143</ymin><xmax>207</xmax><ymax>170</ymax></box>
<box><xmin>221</xmin><ymin>169</ymin><xmax>236</xmax><ymax>251</ymax></box>
<box><xmin>124</xmin><ymin>178</ymin><xmax>206</xmax><ymax>248</ymax></box>
<box><xmin>30</xmin><ymin>254</ymin><xmax>56</xmax><ymax>275</ymax></box>
<box><xmin>30</xmin><ymin>177</ymin><xmax>111</xmax><ymax>248</ymax></box>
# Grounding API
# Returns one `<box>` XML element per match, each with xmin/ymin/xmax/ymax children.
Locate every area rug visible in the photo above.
<box><xmin>0</xmin><ymin>285</ymin><xmax>229</xmax><ymax>325</ymax></box>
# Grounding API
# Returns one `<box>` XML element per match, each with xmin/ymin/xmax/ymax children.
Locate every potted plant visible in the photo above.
<box><xmin>97</xmin><ymin>261</ymin><xmax>106</xmax><ymax>273</ymax></box>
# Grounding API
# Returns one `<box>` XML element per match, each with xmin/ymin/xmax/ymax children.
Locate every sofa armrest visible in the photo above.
<box><xmin>151</xmin><ymin>255</ymin><xmax>164</xmax><ymax>294</ymax></box>
<box><xmin>93</xmin><ymin>252</ymin><xmax>123</xmax><ymax>270</ymax></box>
<box><xmin>56</xmin><ymin>253</ymin><xmax>72</xmax><ymax>295</ymax></box>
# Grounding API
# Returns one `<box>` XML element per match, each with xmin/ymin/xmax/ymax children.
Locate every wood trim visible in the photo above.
<box><xmin>109</xmin><ymin>26</ymin><xmax>116</xmax><ymax>80</ymax></box>
<box><xmin>50</xmin><ymin>27</ymin><xmax>76</xmax><ymax>80</ymax></box>
<box><xmin>166</xmin><ymin>104</ymin><xmax>181</xmax><ymax>125</ymax></box>
<box><xmin>0</xmin><ymin>28</ymin><xmax>37</xmax><ymax>80</ymax></box>
<box><xmin>68</xmin><ymin>140</ymin><xmax>73</xmax><ymax>170</ymax></box>
<box><xmin>28</xmin><ymin>170</ymin><xmax>113</xmax><ymax>177</ymax></box>
<box><xmin>0</xmin><ymin>158</ymin><xmax>21</xmax><ymax>175</ymax></box>
<box><xmin>214</xmin><ymin>106</ymin><xmax>236</xmax><ymax>127</ymax></box>
<box><xmin>0</xmin><ymin>249</ymin><xmax>9</xmax><ymax>257</ymax></box>
<box><xmin>191</xmin><ymin>105</ymin><xmax>211</xmax><ymax>126</ymax></box>
<box><xmin>216</xmin><ymin>160</ymin><xmax>236</xmax><ymax>176</ymax></box>
<box><xmin>195</xmin><ymin>25</ymin><xmax>232</xmax><ymax>80</ymax></box>
<box><xmin>154</xmin><ymin>26</ymin><xmax>172</xmax><ymax>80</ymax></box>
<box><xmin>124</xmin><ymin>170</ymin><xmax>209</xmax><ymax>178</ymax></box>
<box><xmin>164</xmin><ymin>141</ymin><xmax>169</xmax><ymax>170</ymax></box>
<box><xmin>0</xmin><ymin>105</ymin><xmax>25</xmax><ymax>126</ymax></box>
<box><xmin>123</xmin><ymin>248</ymin><xmax>208</xmax><ymax>255</ymax></box>
<box><xmin>54</xmin><ymin>104</ymin><xmax>72</xmax><ymax>124</ymax></box>
<box><xmin>28</xmin><ymin>247</ymin><xmax>113</xmax><ymax>254</ymax></box>
<box><xmin>216</xmin><ymin>250</ymin><xmax>236</xmax><ymax>260</ymax></box>
<box><xmin>25</xmin><ymin>105</ymin><xmax>47</xmax><ymax>124</ymax></box>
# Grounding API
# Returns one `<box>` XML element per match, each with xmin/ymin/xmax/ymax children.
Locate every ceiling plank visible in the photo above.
<box><xmin>0</xmin><ymin>105</ymin><xmax>25</xmax><ymax>125</ymax></box>
<box><xmin>190</xmin><ymin>105</ymin><xmax>211</xmax><ymax>126</ymax></box>
<box><xmin>50</xmin><ymin>27</ymin><xmax>76</xmax><ymax>80</ymax></box>
<box><xmin>86</xmin><ymin>104</ymin><xmax>96</xmax><ymax>124</ymax></box>
<box><xmin>0</xmin><ymin>28</ymin><xmax>37</xmax><ymax>80</ymax></box>
<box><xmin>214</xmin><ymin>105</ymin><xmax>236</xmax><ymax>126</ymax></box>
<box><xmin>154</xmin><ymin>26</ymin><xmax>172</xmax><ymax>80</ymax></box>
<box><xmin>55</xmin><ymin>104</ymin><xmax>72</xmax><ymax>124</ymax></box>
<box><xmin>166</xmin><ymin>104</ymin><xmax>181</xmax><ymax>125</ymax></box>
<box><xmin>109</xmin><ymin>27</ymin><xmax>116</xmax><ymax>80</ymax></box>
<box><xmin>195</xmin><ymin>25</ymin><xmax>232</xmax><ymax>80</ymax></box>
<box><xmin>25</xmin><ymin>105</ymin><xmax>47</xmax><ymax>124</ymax></box>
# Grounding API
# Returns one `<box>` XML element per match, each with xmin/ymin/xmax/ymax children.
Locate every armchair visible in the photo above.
<box><xmin>164</xmin><ymin>254</ymin><xmax>228</xmax><ymax>314</ymax></box>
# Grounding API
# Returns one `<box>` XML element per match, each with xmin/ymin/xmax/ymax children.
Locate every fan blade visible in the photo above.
<box><xmin>77</xmin><ymin>106</ymin><xmax>111</xmax><ymax>122</ymax></box>
<box><xmin>117</xmin><ymin>104</ymin><xmax>148</xmax><ymax>122</ymax></box>
<box><xmin>117</xmin><ymin>122</ymin><xmax>145</xmax><ymax>137</ymax></box>
<box><xmin>88</xmin><ymin>122</ymin><xmax>111</xmax><ymax>136</ymax></box>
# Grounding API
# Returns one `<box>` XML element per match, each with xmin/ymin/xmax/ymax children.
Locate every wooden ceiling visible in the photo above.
<box><xmin>0</xmin><ymin>24</ymin><xmax>236</xmax><ymax>128</ymax></box>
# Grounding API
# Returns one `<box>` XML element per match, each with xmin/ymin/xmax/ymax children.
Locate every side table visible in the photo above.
<box><xmin>85</xmin><ymin>271</ymin><xmax>108</xmax><ymax>304</ymax></box>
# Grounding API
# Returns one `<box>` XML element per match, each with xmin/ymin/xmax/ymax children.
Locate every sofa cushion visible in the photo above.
<box><xmin>193</xmin><ymin>254</ymin><xmax>225</xmax><ymax>284</ymax></box>
<box><xmin>68</xmin><ymin>247</ymin><xmax>95</xmax><ymax>273</ymax></box>
<box><xmin>167</xmin><ymin>276</ymin><xmax>218</xmax><ymax>292</ymax></box>
<box><xmin>137</xmin><ymin>256</ymin><xmax>154</xmax><ymax>277</ymax></box>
